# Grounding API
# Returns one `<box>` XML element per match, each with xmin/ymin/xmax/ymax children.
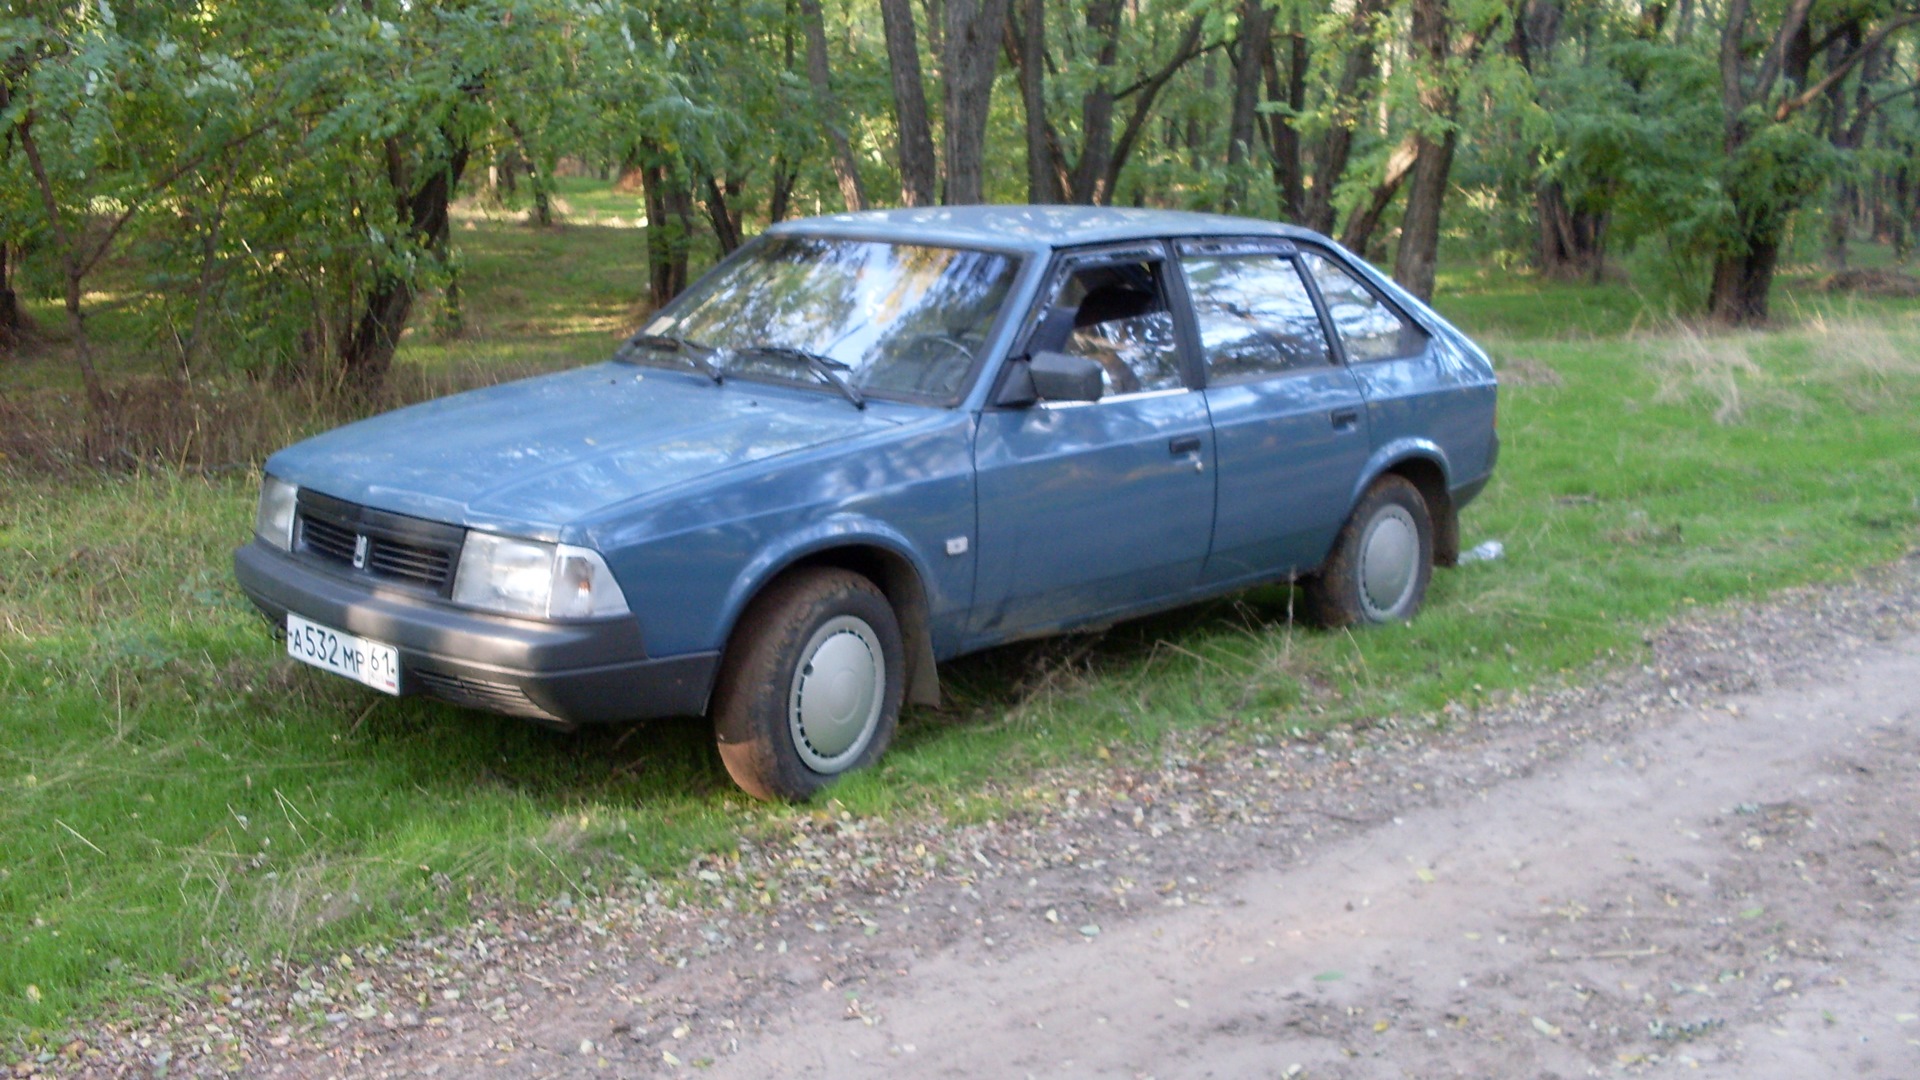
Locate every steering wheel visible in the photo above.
<box><xmin>893</xmin><ymin>333</ymin><xmax>978</xmax><ymax>394</ymax></box>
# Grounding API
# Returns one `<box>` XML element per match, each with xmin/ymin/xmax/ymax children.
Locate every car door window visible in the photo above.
<box><xmin>1299</xmin><ymin>251</ymin><xmax>1428</xmax><ymax>363</ymax></box>
<box><xmin>1039</xmin><ymin>260</ymin><xmax>1184</xmax><ymax>396</ymax></box>
<box><xmin>1180</xmin><ymin>253</ymin><xmax>1331</xmax><ymax>382</ymax></box>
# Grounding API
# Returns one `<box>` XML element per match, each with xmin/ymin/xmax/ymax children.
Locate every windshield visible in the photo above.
<box><xmin>635</xmin><ymin>236</ymin><xmax>1020</xmax><ymax>404</ymax></box>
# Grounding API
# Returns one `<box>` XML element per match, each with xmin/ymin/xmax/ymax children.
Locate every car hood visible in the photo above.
<box><xmin>266</xmin><ymin>363</ymin><xmax>904</xmax><ymax>536</ymax></box>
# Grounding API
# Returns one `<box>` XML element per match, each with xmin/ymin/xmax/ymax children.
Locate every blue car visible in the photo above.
<box><xmin>236</xmin><ymin>207</ymin><xmax>1498</xmax><ymax>800</ymax></box>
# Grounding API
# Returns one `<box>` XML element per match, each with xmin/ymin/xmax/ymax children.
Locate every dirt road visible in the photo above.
<box><xmin>713</xmin><ymin>623</ymin><xmax>1920</xmax><ymax>1079</ymax></box>
<box><xmin>52</xmin><ymin>557</ymin><xmax>1920</xmax><ymax>1078</ymax></box>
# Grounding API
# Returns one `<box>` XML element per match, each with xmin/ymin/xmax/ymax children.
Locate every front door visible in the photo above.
<box><xmin>969</xmin><ymin>247</ymin><xmax>1215</xmax><ymax>641</ymax></box>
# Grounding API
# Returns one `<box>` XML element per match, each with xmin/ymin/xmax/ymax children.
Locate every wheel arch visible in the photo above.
<box><xmin>1357</xmin><ymin>442</ymin><xmax>1459</xmax><ymax>568</ymax></box>
<box><xmin>721</xmin><ymin>529</ymin><xmax>941</xmax><ymax>709</ymax></box>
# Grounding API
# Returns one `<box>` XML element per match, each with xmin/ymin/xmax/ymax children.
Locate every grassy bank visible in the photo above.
<box><xmin>3</xmin><ymin>221</ymin><xmax>1918</xmax><ymax>1042</ymax></box>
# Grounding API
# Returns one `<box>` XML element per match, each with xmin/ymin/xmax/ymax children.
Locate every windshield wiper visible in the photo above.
<box><xmin>615</xmin><ymin>333</ymin><xmax>724</xmax><ymax>384</ymax></box>
<box><xmin>732</xmin><ymin>345</ymin><xmax>865</xmax><ymax>409</ymax></box>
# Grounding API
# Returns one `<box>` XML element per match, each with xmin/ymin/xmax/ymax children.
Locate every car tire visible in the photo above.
<box><xmin>1304</xmin><ymin>475</ymin><xmax>1434</xmax><ymax>628</ymax></box>
<box><xmin>711</xmin><ymin>568</ymin><xmax>904</xmax><ymax>801</ymax></box>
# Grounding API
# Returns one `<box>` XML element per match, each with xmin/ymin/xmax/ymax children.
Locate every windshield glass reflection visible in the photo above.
<box><xmin>637</xmin><ymin>237</ymin><xmax>1019</xmax><ymax>403</ymax></box>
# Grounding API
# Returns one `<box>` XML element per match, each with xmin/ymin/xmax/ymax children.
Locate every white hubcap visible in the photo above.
<box><xmin>788</xmin><ymin>615</ymin><xmax>885</xmax><ymax>773</ymax></box>
<box><xmin>1358</xmin><ymin>505</ymin><xmax>1419</xmax><ymax>620</ymax></box>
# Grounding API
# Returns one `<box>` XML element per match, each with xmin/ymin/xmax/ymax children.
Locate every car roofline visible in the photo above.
<box><xmin>764</xmin><ymin>205</ymin><xmax>1319</xmax><ymax>257</ymax></box>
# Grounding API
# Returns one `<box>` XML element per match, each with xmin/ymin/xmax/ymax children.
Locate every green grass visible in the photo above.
<box><xmin>4</xmin><ymin>213</ymin><xmax>1919</xmax><ymax>1045</ymax></box>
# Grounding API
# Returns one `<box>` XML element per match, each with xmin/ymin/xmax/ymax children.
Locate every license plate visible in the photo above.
<box><xmin>286</xmin><ymin>613</ymin><xmax>400</xmax><ymax>695</ymax></box>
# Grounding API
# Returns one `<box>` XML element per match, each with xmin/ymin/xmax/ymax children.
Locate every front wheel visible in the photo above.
<box><xmin>710</xmin><ymin>568</ymin><xmax>904</xmax><ymax>801</ymax></box>
<box><xmin>1304</xmin><ymin>475</ymin><xmax>1434</xmax><ymax>628</ymax></box>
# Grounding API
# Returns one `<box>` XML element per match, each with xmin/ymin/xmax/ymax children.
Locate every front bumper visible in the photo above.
<box><xmin>234</xmin><ymin>541</ymin><xmax>718</xmax><ymax>727</ymax></box>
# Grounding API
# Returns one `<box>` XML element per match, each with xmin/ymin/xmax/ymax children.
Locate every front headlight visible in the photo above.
<box><xmin>453</xmin><ymin>534</ymin><xmax>630</xmax><ymax>619</ymax></box>
<box><xmin>254</xmin><ymin>474</ymin><xmax>298</xmax><ymax>551</ymax></box>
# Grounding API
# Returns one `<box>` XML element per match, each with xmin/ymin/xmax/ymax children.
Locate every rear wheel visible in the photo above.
<box><xmin>1304</xmin><ymin>475</ymin><xmax>1434</xmax><ymax>628</ymax></box>
<box><xmin>710</xmin><ymin>568</ymin><xmax>903</xmax><ymax>801</ymax></box>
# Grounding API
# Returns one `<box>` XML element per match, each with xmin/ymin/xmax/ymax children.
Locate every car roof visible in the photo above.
<box><xmin>764</xmin><ymin>205</ymin><xmax>1318</xmax><ymax>256</ymax></box>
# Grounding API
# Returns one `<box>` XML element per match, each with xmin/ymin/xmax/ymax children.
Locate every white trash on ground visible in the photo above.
<box><xmin>1459</xmin><ymin>539</ymin><xmax>1505</xmax><ymax>564</ymax></box>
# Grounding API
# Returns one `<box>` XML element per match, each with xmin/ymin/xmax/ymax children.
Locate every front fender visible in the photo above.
<box><xmin>715</xmin><ymin>516</ymin><xmax>942</xmax><ymax>656</ymax></box>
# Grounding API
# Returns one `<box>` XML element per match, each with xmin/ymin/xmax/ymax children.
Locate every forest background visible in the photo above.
<box><xmin>2</xmin><ymin>0</ymin><xmax>1918</xmax><ymax>414</ymax></box>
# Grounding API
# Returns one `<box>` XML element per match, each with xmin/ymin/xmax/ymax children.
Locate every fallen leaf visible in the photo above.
<box><xmin>1079</xmin><ymin>924</ymin><xmax>1100</xmax><ymax>938</ymax></box>
<box><xmin>1414</xmin><ymin>868</ymin><xmax>1436</xmax><ymax>884</ymax></box>
<box><xmin>1531</xmin><ymin>1016</ymin><xmax>1561</xmax><ymax>1037</ymax></box>
<box><xmin>1373</xmin><ymin>1019</ymin><xmax>1390</xmax><ymax>1033</ymax></box>
<box><xmin>1313</xmin><ymin>971</ymin><xmax>1344</xmax><ymax>982</ymax></box>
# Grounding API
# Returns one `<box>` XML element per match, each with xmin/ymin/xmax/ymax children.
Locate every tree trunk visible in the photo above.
<box><xmin>1393</xmin><ymin>127</ymin><xmax>1456</xmax><ymax>302</ymax></box>
<box><xmin>0</xmin><ymin>240</ymin><xmax>19</xmax><ymax>352</ymax></box>
<box><xmin>1534</xmin><ymin>180</ymin><xmax>1607</xmax><ymax>281</ymax></box>
<box><xmin>0</xmin><ymin>78</ymin><xmax>15</xmax><ymax>351</ymax></box>
<box><xmin>339</xmin><ymin>139</ymin><xmax>470</xmax><ymax>391</ymax></box>
<box><xmin>1392</xmin><ymin>0</ymin><xmax>1460</xmax><ymax>303</ymax></box>
<box><xmin>703</xmin><ymin>175</ymin><xmax>745</xmax><ymax>255</ymax></box>
<box><xmin>508</xmin><ymin>121</ymin><xmax>553</xmax><ymax>227</ymax></box>
<box><xmin>1096</xmin><ymin>15</ymin><xmax>1207</xmax><ymax>205</ymax></box>
<box><xmin>1340</xmin><ymin>135</ymin><xmax>1417</xmax><ymax>257</ymax></box>
<box><xmin>799</xmin><ymin>0</ymin><xmax>868</xmax><ymax>212</ymax></box>
<box><xmin>1708</xmin><ymin>237</ymin><xmax>1779</xmax><ymax>325</ymax></box>
<box><xmin>1010</xmin><ymin>0</ymin><xmax>1062</xmax><ymax>203</ymax></box>
<box><xmin>880</xmin><ymin>0</ymin><xmax>938</xmax><ymax>207</ymax></box>
<box><xmin>639</xmin><ymin>153</ymin><xmax>694</xmax><ymax>309</ymax></box>
<box><xmin>1224</xmin><ymin>0</ymin><xmax>1274</xmax><ymax>212</ymax></box>
<box><xmin>769</xmin><ymin>155</ymin><xmax>798</xmax><ymax>224</ymax></box>
<box><xmin>1261</xmin><ymin>21</ymin><xmax>1307</xmax><ymax>221</ymax></box>
<box><xmin>1305</xmin><ymin>0</ymin><xmax>1388</xmax><ymax>236</ymax></box>
<box><xmin>1067</xmin><ymin>0</ymin><xmax>1124</xmax><ymax>205</ymax></box>
<box><xmin>942</xmin><ymin>0</ymin><xmax>1009</xmax><ymax>204</ymax></box>
<box><xmin>16</xmin><ymin>113</ymin><xmax>108</xmax><ymax>412</ymax></box>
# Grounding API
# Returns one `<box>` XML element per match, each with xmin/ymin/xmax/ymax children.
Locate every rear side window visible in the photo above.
<box><xmin>1180</xmin><ymin>253</ymin><xmax>1331</xmax><ymax>382</ymax></box>
<box><xmin>1300</xmin><ymin>251</ymin><xmax>1427</xmax><ymax>363</ymax></box>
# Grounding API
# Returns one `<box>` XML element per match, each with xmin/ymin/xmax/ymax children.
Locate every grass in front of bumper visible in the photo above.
<box><xmin>2</xmin><ymin>270</ymin><xmax>1917</xmax><ymax>1042</ymax></box>
<box><xmin>0</xmin><ymin>473</ymin><xmax>741</xmax><ymax>1033</ymax></box>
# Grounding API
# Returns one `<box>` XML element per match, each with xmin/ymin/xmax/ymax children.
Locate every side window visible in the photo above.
<box><xmin>1038</xmin><ymin>260</ymin><xmax>1184</xmax><ymax>395</ymax></box>
<box><xmin>1300</xmin><ymin>251</ymin><xmax>1428</xmax><ymax>363</ymax></box>
<box><xmin>1180</xmin><ymin>253</ymin><xmax>1331</xmax><ymax>382</ymax></box>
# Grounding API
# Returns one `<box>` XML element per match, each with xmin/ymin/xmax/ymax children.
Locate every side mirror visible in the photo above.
<box><xmin>1028</xmin><ymin>350</ymin><xmax>1104</xmax><ymax>403</ymax></box>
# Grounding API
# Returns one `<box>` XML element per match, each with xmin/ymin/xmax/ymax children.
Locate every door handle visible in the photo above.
<box><xmin>1330</xmin><ymin>407</ymin><xmax>1361</xmax><ymax>431</ymax></box>
<box><xmin>1169</xmin><ymin>435</ymin><xmax>1202</xmax><ymax>456</ymax></box>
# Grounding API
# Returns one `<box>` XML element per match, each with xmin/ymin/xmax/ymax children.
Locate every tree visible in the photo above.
<box><xmin>880</xmin><ymin>0</ymin><xmax>938</xmax><ymax>207</ymax></box>
<box><xmin>1393</xmin><ymin>0</ymin><xmax>1511</xmax><ymax>302</ymax></box>
<box><xmin>941</xmin><ymin>0</ymin><xmax>1009</xmax><ymax>204</ymax></box>
<box><xmin>1005</xmin><ymin>0</ymin><xmax>1211</xmax><ymax>206</ymax></box>
<box><xmin>1707</xmin><ymin>0</ymin><xmax>1919</xmax><ymax>323</ymax></box>
<box><xmin>799</xmin><ymin>0</ymin><xmax>868</xmax><ymax>211</ymax></box>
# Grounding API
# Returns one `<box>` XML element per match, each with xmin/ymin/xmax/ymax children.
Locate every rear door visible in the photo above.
<box><xmin>1296</xmin><ymin>249</ymin><xmax>1438</xmax><ymax>455</ymax></box>
<box><xmin>969</xmin><ymin>244</ymin><xmax>1216</xmax><ymax>640</ymax></box>
<box><xmin>1175</xmin><ymin>240</ymin><xmax>1372</xmax><ymax>583</ymax></box>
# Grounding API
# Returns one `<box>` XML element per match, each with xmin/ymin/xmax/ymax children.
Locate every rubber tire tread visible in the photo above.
<box><xmin>1303</xmin><ymin>474</ymin><xmax>1434</xmax><ymax>629</ymax></box>
<box><xmin>711</xmin><ymin>568</ymin><xmax>903</xmax><ymax>802</ymax></box>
